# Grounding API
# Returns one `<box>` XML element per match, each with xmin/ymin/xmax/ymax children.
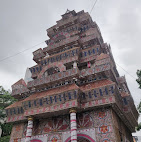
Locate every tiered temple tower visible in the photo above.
<box><xmin>6</xmin><ymin>10</ymin><xmax>138</xmax><ymax>142</ymax></box>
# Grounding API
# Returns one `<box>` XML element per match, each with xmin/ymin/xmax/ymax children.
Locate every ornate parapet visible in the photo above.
<box><xmin>5</xmin><ymin>100</ymin><xmax>26</xmax><ymax>123</ymax></box>
<box><xmin>78</xmin><ymin>80</ymin><xmax>138</xmax><ymax>132</ymax></box>
<box><xmin>6</xmin><ymin>84</ymin><xmax>81</xmax><ymax>123</ymax></box>
<box><xmin>27</xmin><ymin>68</ymin><xmax>79</xmax><ymax>89</ymax></box>
<box><xmin>112</xmin><ymin>89</ymin><xmax>138</xmax><ymax>132</ymax></box>
<box><xmin>29</xmin><ymin>47</ymin><xmax>80</xmax><ymax>79</ymax></box>
<box><xmin>6</xmin><ymin>114</ymin><xmax>26</xmax><ymax>123</ymax></box>
<box><xmin>12</xmin><ymin>87</ymin><xmax>29</xmax><ymax>96</ymax></box>
<box><xmin>24</xmin><ymin>100</ymin><xmax>78</xmax><ymax>117</ymax></box>
<box><xmin>81</xmin><ymin>96</ymin><xmax>115</xmax><ymax>109</ymax></box>
<box><xmin>11</xmin><ymin>79</ymin><xmax>29</xmax><ymax>98</ymax></box>
<box><xmin>80</xmin><ymin>45</ymin><xmax>100</xmax><ymax>63</ymax></box>
<box><xmin>57</xmin><ymin>16</ymin><xmax>78</xmax><ymax>27</ymax></box>
<box><xmin>43</xmin><ymin>36</ymin><xmax>79</xmax><ymax>54</ymax></box>
<box><xmin>80</xmin><ymin>34</ymin><xmax>97</xmax><ymax>44</ymax></box>
<box><xmin>22</xmin><ymin>84</ymin><xmax>80</xmax><ymax>117</ymax></box>
<box><xmin>121</xmin><ymin>93</ymin><xmax>139</xmax><ymax>127</ymax></box>
<box><xmin>23</xmin><ymin>84</ymin><xmax>79</xmax><ymax>108</ymax></box>
<box><xmin>80</xmin><ymin>63</ymin><xmax>111</xmax><ymax>78</ymax></box>
<box><xmin>80</xmin><ymin>80</ymin><xmax>115</xmax><ymax>103</ymax></box>
<box><xmin>33</xmin><ymin>48</ymin><xmax>46</xmax><ymax>63</ymax></box>
<box><xmin>78</xmin><ymin>13</ymin><xmax>91</xmax><ymax>23</ymax></box>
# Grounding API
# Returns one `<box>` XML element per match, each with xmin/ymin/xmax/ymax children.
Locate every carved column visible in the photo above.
<box><xmin>25</xmin><ymin>116</ymin><xmax>33</xmax><ymax>142</ymax></box>
<box><xmin>70</xmin><ymin>108</ymin><xmax>77</xmax><ymax>142</ymax></box>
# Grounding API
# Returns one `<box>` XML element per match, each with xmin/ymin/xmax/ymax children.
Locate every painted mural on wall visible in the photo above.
<box><xmin>77</xmin><ymin>111</ymin><xmax>94</xmax><ymax>129</ymax></box>
<box><xmin>34</xmin><ymin>115</ymin><xmax>70</xmax><ymax>135</ymax></box>
<box><xmin>10</xmin><ymin>123</ymin><xmax>25</xmax><ymax>142</ymax></box>
<box><xmin>63</xmin><ymin>128</ymin><xmax>96</xmax><ymax>142</ymax></box>
<box><xmin>11</xmin><ymin>109</ymin><xmax>118</xmax><ymax>142</ymax></box>
<box><xmin>94</xmin><ymin>109</ymin><xmax>116</xmax><ymax>142</ymax></box>
<box><xmin>22</xmin><ymin>123</ymin><xmax>27</xmax><ymax>138</ymax></box>
<box><xmin>48</xmin><ymin>133</ymin><xmax>62</xmax><ymax>142</ymax></box>
<box><xmin>20</xmin><ymin>134</ymin><xmax>48</xmax><ymax>142</ymax></box>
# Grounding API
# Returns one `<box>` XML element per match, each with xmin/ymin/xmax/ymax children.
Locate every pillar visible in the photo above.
<box><xmin>25</xmin><ymin>116</ymin><xmax>33</xmax><ymax>142</ymax></box>
<box><xmin>70</xmin><ymin>108</ymin><xmax>77</xmax><ymax>142</ymax></box>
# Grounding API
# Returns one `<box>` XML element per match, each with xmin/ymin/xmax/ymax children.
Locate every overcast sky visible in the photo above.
<box><xmin>0</xmin><ymin>0</ymin><xmax>141</xmax><ymax>136</ymax></box>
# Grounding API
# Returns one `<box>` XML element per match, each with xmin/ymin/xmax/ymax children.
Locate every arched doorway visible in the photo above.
<box><xmin>77</xmin><ymin>137</ymin><xmax>91</xmax><ymax>142</ymax></box>
<box><xmin>65</xmin><ymin>134</ymin><xmax>95</xmax><ymax>142</ymax></box>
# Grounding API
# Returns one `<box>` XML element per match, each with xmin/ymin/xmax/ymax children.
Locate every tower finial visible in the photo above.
<box><xmin>66</xmin><ymin>9</ymin><xmax>70</xmax><ymax>13</ymax></box>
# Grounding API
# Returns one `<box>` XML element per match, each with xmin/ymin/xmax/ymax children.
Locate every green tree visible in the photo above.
<box><xmin>0</xmin><ymin>86</ymin><xmax>16</xmax><ymax>142</ymax></box>
<box><xmin>136</xmin><ymin>70</ymin><xmax>141</xmax><ymax>89</ymax></box>
<box><xmin>136</xmin><ymin>70</ymin><xmax>141</xmax><ymax>131</ymax></box>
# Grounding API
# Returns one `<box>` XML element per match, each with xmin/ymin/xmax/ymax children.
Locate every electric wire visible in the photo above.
<box><xmin>116</xmin><ymin>62</ymin><xmax>136</xmax><ymax>80</ymax></box>
<box><xmin>0</xmin><ymin>41</ymin><xmax>45</xmax><ymax>62</ymax></box>
<box><xmin>90</xmin><ymin>0</ymin><xmax>98</xmax><ymax>14</ymax></box>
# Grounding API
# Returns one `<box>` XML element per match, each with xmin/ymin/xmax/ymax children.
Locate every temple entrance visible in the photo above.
<box><xmin>77</xmin><ymin>137</ymin><xmax>91</xmax><ymax>142</ymax></box>
<box><xmin>66</xmin><ymin>134</ymin><xmax>95</xmax><ymax>142</ymax></box>
<box><xmin>68</xmin><ymin>137</ymin><xmax>92</xmax><ymax>142</ymax></box>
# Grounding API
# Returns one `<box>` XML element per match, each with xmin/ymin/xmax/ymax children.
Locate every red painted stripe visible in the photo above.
<box><xmin>65</xmin><ymin>133</ymin><xmax>96</xmax><ymax>142</ymax></box>
<box><xmin>71</xmin><ymin>139</ymin><xmax>77</xmax><ymax>141</ymax></box>
<box><xmin>27</xmin><ymin>127</ymin><xmax>33</xmax><ymax>129</ymax></box>
<box><xmin>71</xmin><ymin>120</ymin><xmax>76</xmax><ymax>122</ymax></box>
<box><xmin>71</xmin><ymin>129</ymin><xmax>77</xmax><ymax>131</ymax></box>
<box><xmin>26</xmin><ymin>136</ymin><xmax>31</xmax><ymax>138</ymax></box>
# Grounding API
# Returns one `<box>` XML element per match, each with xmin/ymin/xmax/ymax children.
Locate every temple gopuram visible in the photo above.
<box><xmin>6</xmin><ymin>10</ymin><xmax>138</xmax><ymax>142</ymax></box>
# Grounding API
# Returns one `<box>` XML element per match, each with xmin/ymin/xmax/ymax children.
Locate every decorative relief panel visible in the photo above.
<box><xmin>7</xmin><ymin>114</ymin><xmax>26</xmax><ymax>123</ymax></box>
<box><xmin>48</xmin><ymin>133</ymin><xmax>62</xmax><ymax>142</ymax></box>
<box><xmin>94</xmin><ymin>109</ymin><xmax>112</xmax><ymax>127</ymax></box>
<box><xmin>63</xmin><ymin>128</ymin><xmax>96</xmax><ymax>142</ymax></box>
<box><xmin>38</xmin><ymin>116</ymin><xmax>70</xmax><ymax>134</ymax></box>
<box><xmin>10</xmin><ymin>123</ymin><xmax>25</xmax><ymax>141</ymax></box>
<box><xmin>20</xmin><ymin>134</ymin><xmax>48</xmax><ymax>142</ymax></box>
<box><xmin>45</xmin><ymin>36</ymin><xmax>79</xmax><ymax>51</ymax></box>
<box><xmin>81</xmin><ymin>96</ymin><xmax>115</xmax><ymax>109</ymax></box>
<box><xmin>11</xmin><ymin>109</ymin><xmax>117</xmax><ymax>142</ymax></box>
<box><xmin>77</xmin><ymin>112</ymin><xmax>94</xmax><ymax>129</ymax></box>
<box><xmin>94</xmin><ymin>109</ymin><xmax>116</xmax><ymax>142</ymax></box>
<box><xmin>28</xmin><ymin>68</ymin><xmax>79</xmax><ymax>88</ymax></box>
<box><xmin>22</xmin><ymin>123</ymin><xmax>27</xmax><ymax>138</ymax></box>
<box><xmin>24</xmin><ymin>100</ymin><xmax>78</xmax><ymax>117</ymax></box>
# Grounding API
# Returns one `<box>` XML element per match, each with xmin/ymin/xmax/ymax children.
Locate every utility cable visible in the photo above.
<box><xmin>116</xmin><ymin>62</ymin><xmax>136</xmax><ymax>80</ymax></box>
<box><xmin>90</xmin><ymin>0</ymin><xmax>99</xmax><ymax>14</ymax></box>
<box><xmin>0</xmin><ymin>41</ymin><xmax>45</xmax><ymax>63</ymax></box>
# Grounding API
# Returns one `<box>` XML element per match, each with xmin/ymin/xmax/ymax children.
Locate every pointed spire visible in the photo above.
<box><xmin>66</xmin><ymin>9</ymin><xmax>70</xmax><ymax>13</ymax></box>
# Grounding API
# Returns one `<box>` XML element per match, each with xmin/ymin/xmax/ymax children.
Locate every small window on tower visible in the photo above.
<box><xmin>54</xmin><ymin>96</ymin><xmax>57</xmax><ymax>102</ymax></box>
<box><xmin>99</xmin><ymin>89</ymin><xmax>103</xmax><ymax>96</ymax></box>
<box><xmin>68</xmin><ymin>92</ymin><xmax>71</xmax><ymax>100</ymax></box>
<box><xmin>40</xmin><ymin>99</ymin><xmax>43</xmax><ymax>106</ymax></box>
<box><xmin>105</xmin><ymin>88</ymin><xmax>108</xmax><ymax>95</ymax></box>
<box><xmin>18</xmin><ymin>108</ymin><xmax>20</xmax><ymax>114</ymax></box>
<box><xmin>123</xmin><ymin>98</ymin><xmax>128</xmax><ymax>105</ymax></box>
<box><xmin>28</xmin><ymin>101</ymin><xmax>31</xmax><ymax>108</ymax></box>
<box><xmin>21</xmin><ymin>107</ymin><xmax>23</xmax><ymax>113</ymax></box>
<box><xmin>88</xmin><ymin>91</ymin><xmax>92</xmax><ymax>98</ymax></box>
<box><xmin>88</xmin><ymin>50</ymin><xmax>91</xmax><ymax>55</ymax></box>
<box><xmin>34</xmin><ymin>100</ymin><xmax>37</xmax><ymax>106</ymax></box>
<box><xmin>94</xmin><ymin>90</ymin><xmax>97</xmax><ymax>97</ymax></box>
